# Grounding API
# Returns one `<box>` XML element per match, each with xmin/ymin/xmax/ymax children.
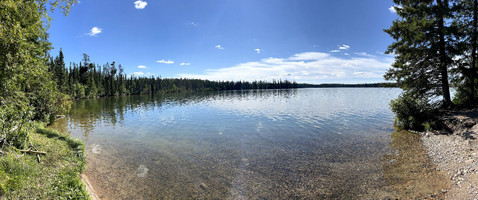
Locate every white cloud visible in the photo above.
<box><xmin>137</xmin><ymin>65</ymin><xmax>147</xmax><ymax>69</ymax></box>
<box><xmin>254</xmin><ymin>49</ymin><xmax>261</xmax><ymax>54</ymax></box>
<box><xmin>330</xmin><ymin>50</ymin><xmax>340</xmax><ymax>53</ymax></box>
<box><xmin>354</xmin><ymin>52</ymin><xmax>375</xmax><ymax>57</ymax></box>
<box><xmin>338</xmin><ymin>44</ymin><xmax>350</xmax><ymax>50</ymax></box>
<box><xmin>134</xmin><ymin>0</ymin><xmax>148</xmax><ymax>9</ymax></box>
<box><xmin>344</xmin><ymin>53</ymin><xmax>350</xmax><ymax>56</ymax></box>
<box><xmin>215</xmin><ymin>45</ymin><xmax>224</xmax><ymax>50</ymax></box>
<box><xmin>178</xmin><ymin>51</ymin><xmax>393</xmax><ymax>83</ymax></box>
<box><xmin>191</xmin><ymin>22</ymin><xmax>198</xmax><ymax>26</ymax></box>
<box><xmin>389</xmin><ymin>6</ymin><xmax>396</xmax><ymax>13</ymax></box>
<box><xmin>157</xmin><ymin>59</ymin><xmax>174</xmax><ymax>64</ymax></box>
<box><xmin>132</xmin><ymin>72</ymin><xmax>144</xmax><ymax>76</ymax></box>
<box><xmin>289</xmin><ymin>52</ymin><xmax>329</xmax><ymax>60</ymax></box>
<box><xmin>180</xmin><ymin>62</ymin><xmax>191</xmax><ymax>66</ymax></box>
<box><xmin>389</xmin><ymin>5</ymin><xmax>402</xmax><ymax>13</ymax></box>
<box><xmin>88</xmin><ymin>27</ymin><xmax>102</xmax><ymax>36</ymax></box>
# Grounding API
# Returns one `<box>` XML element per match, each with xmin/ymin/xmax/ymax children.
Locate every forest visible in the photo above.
<box><xmin>47</xmin><ymin>51</ymin><xmax>300</xmax><ymax>99</ymax></box>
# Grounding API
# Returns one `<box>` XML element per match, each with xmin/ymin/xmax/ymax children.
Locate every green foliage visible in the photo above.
<box><xmin>384</xmin><ymin>0</ymin><xmax>454</xmax><ymax>106</ymax></box>
<box><xmin>0</xmin><ymin>127</ymin><xmax>88</xmax><ymax>199</ymax></box>
<box><xmin>390</xmin><ymin>94</ymin><xmax>434</xmax><ymax>130</ymax></box>
<box><xmin>0</xmin><ymin>0</ymin><xmax>76</xmax><ymax>148</ymax></box>
<box><xmin>47</xmin><ymin>51</ymin><xmax>301</xmax><ymax>99</ymax></box>
<box><xmin>451</xmin><ymin>0</ymin><xmax>478</xmax><ymax>107</ymax></box>
<box><xmin>35</xmin><ymin>126</ymin><xmax>85</xmax><ymax>171</ymax></box>
<box><xmin>385</xmin><ymin>0</ymin><xmax>478</xmax><ymax>129</ymax></box>
<box><xmin>0</xmin><ymin>94</ymin><xmax>34</xmax><ymax>149</ymax></box>
<box><xmin>453</xmin><ymin>83</ymin><xmax>478</xmax><ymax>106</ymax></box>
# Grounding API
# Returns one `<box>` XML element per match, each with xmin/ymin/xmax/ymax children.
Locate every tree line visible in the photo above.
<box><xmin>47</xmin><ymin>50</ymin><xmax>300</xmax><ymax>99</ymax></box>
<box><xmin>297</xmin><ymin>83</ymin><xmax>398</xmax><ymax>88</ymax></box>
<box><xmin>385</xmin><ymin>0</ymin><xmax>478</xmax><ymax>130</ymax></box>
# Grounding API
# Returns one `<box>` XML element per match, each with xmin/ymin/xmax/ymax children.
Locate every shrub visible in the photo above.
<box><xmin>390</xmin><ymin>94</ymin><xmax>434</xmax><ymax>130</ymax></box>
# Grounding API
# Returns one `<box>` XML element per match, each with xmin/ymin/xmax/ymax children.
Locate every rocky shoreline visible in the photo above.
<box><xmin>420</xmin><ymin>109</ymin><xmax>478</xmax><ymax>199</ymax></box>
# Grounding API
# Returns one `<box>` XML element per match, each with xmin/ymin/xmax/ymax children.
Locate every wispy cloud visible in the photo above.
<box><xmin>254</xmin><ymin>49</ymin><xmax>261</xmax><ymax>54</ymax></box>
<box><xmin>138</xmin><ymin>65</ymin><xmax>147</xmax><ymax>69</ymax></box>
<box><xmin>354</xmin><ymin>52</ymin><xmax>374</xmax><ymax>57</ymax></box>
<box><xmin>87</xmin><ymin>27</ymin><xmax>102</xmax><ymax>36</ymax></box>
<box><xmin>215</xmin><ymin>45</ymin><xmax>224</xmax><ymax>50</ymax></box>
<box><xmin>178</xmin><ymin>51</ymin><xmax>392</xmax><ymax>83</ymax></box>
<box><xmin>190</xmin><ymin>21</ymin><xmax>198</xmax><ymax>27</ymax></box>
<box><xmin>157</xmin><ymin>59</ymin><xmax>174</xmax><ymax>64</ymax></box>
<box><xmin>339</xmin><ymin>44</ymin><xmax>350</xmax><ymax>50</ymax></box>
<box><xmin>180</xmin><ymin>62</ymin><xmax>191</xmax><ymax>66</ymax></box>
<box><xmin>330</xmin><ymin>50</ymin><xmax>340</xmax><ymax>53</ymax></box>
<box><xmin>134</xmin><ymin>0</ymin><xmax>148</xmax><ymax>9</ymax></box>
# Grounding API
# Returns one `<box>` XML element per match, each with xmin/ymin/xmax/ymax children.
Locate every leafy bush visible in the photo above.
<box><xmin>0</xmin><ymin>95</ymin><xmax>34</xmax><ymax>149</ymax></box>
<box><xmin>390</xmin><ymin>94</ymin><xmax>434</xmax><ymax>130</ymax></box>
<box><xmin>452</xmin><ymin>84</ymin><xmax>478</xmax><ymax>107</ymax></box>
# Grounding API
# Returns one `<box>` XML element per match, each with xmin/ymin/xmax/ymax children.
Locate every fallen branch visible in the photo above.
<box><xmin>19</xmin><ymin>150</ymin><xmax>47</xmax><ymax>155</ymax></box>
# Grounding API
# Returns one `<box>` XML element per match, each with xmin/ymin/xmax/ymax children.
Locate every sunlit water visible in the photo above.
<box><xmin>51</xmin><ymin>88</ymin><xmax>404</xmax><ymax>199</ymax></box>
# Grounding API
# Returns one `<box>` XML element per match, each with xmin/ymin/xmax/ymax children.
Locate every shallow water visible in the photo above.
<box><xmin>50</xmin><ymin>88</ymin><xmax>428</xmax><ymax>199</ymax></box>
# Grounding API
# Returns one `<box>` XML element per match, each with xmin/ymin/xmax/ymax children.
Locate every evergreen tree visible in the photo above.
<box><xmin>453</xmin><ymin>0</ymin><xmax>478</xmax><ymax>105</ymax></box>
<box><xmin>384</xmin><ymin>0</ymin><xmax>456</xmax><ymax>106</ymax></box>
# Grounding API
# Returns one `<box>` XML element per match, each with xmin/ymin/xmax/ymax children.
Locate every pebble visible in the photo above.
<box><xmin>200</xmin><ymin>182</ymin><xmax>208</xmax><ymax>190</ymax></box>
<box><xmin>421</xmin><ymin>112</ymin><xmax>478</xmax><ymax>199</ymax></box>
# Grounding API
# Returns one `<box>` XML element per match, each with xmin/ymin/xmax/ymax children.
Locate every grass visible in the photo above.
<box><xmin>0</xmin><ymin>124</ymin><xmax>89</xmax><ymax>199</ymax></box>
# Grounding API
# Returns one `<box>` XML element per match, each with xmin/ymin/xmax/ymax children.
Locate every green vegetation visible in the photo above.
<box><xmin>385</xmin><ymin>0</ymin><xmax>478</xmax><ymax>130</ymax></box>
<box><xmin>48</xmin><ymin>51</ymin><xmax>300</xmax><ymax>98</ymax></box>
<box><xmin>0</xmin><ymin>124</ymin><xmax>88</xmax><ymax>199</ymax></box>
<box><xmin>0</xmin><ymin>0</ymin><xmax>87</xmax><ymax>198</ymax></box>
<box><xmin>48</xmin><ymin>50</ymin><xmax>398</xmax><ymax>98</ymax></box>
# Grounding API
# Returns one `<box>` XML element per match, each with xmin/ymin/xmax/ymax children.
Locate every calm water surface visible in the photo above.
<box><xmin>51</xmin><ymin>88</ymin><xmax>404</xmax><ymax>199</ymax></box>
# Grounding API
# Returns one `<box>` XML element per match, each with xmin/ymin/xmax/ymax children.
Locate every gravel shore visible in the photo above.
<box><xmin>421</xmin><ymin>109</ymin><xmax>478</xmax><ymax>199</ymax></box>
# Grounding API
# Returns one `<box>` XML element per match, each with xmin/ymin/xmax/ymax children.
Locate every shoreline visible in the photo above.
<box><xmin>420</xmin><ymin>109</ymin><xmax>478</xmax><ymax>199</ymax></box>
<box><xmin>82</xmin><ymin>173</ymin><xmax>100</xmax><ymax>200</ymax></box>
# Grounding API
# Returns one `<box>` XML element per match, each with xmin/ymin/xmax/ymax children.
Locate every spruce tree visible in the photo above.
<box><xmin>385</xmin><ymin>0</ymin><xmax>455</xmax><ymax>106</ymax></box>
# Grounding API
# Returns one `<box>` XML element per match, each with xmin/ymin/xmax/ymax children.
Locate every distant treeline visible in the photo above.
<box><xmin>298</xmin><ymin>83</ymin><xmax>397</xmax><ymax>88</ymax></box>
<box><xmin>48</xmin><ymin>51</ymin><xmax>302</xmax><ymax>99</ymax></box>
<box><xmin>48</xmin><ymin>50</ymin><xmax>396</xmax><ymax>99</ymax></box>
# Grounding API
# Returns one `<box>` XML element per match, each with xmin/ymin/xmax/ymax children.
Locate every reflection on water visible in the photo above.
<box><xmin>50</xmin><ymin>88</ymin><xmax>413</xmax><ymax>199</ymax></box>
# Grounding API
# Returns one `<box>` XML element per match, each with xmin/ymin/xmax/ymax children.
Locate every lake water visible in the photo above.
<box><xmin>51</xmin><ymin>88</ymin><xmax>413</xmax><ymax>199</ymax></box>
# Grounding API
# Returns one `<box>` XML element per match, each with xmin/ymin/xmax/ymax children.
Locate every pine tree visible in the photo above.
<box><xmin>384</xmin><ymin>0</ymin><xmax>456</xmax><ymax>106</ymax></box>
<box><xmin>453</xmin><ymin>0</ymin><xmax>478</xmax><ymax>105</ymax></box>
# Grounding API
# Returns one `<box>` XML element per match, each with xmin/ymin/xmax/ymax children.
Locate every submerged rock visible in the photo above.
<box><xmin>200</xmin><ymin>182</ymin><xmax>208</xmax><ymax>190</ymax></box>
<box><xmin>91</xmin><ymin>144</ymin><xmax>101</xmax><ymax>154</ymax></box>
<box><xmin>137</xmin><ymin>164</ymin><xmax>149</xmax><ymax>178</ymax></box>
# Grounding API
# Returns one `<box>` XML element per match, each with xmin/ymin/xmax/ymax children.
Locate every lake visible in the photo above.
<box><xmin>50</xmin><ymin>88</ymin><xmax>418</xmax><ymax>199</ymax></box>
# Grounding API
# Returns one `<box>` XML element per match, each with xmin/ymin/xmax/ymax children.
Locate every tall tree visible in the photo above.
<box><xmin>453</xmin><ymin>0</ymin><xmax>478</xmax><ymax>105</ymax></box>
<box><xmin>0</xmin><ymin>0</ymin><xmax>77</xmax><ymax>148</ymax></box>
<box><xmin>384</xmin><ymin>0</ymin><xmax>455</xmax><ymax>106</ymax></box>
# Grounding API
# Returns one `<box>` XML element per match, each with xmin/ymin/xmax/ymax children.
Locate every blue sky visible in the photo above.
<box><xmin>48</xmin><ymin>0</ymin><xmax>398</xmax><ymax>84</ymax></box>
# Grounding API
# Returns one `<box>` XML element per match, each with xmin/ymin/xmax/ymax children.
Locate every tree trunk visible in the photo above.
<box><xmin>437</xmin><ymin>0</ymin><xmax>452</xmax><ymax>107</ymax></box>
